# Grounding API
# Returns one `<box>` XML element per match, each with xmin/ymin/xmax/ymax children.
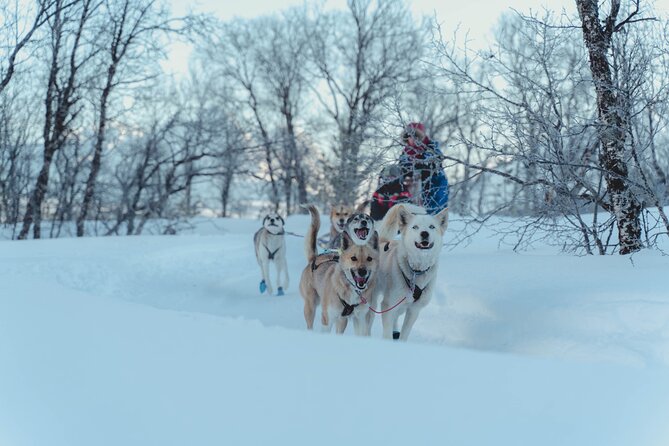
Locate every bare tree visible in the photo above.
<box><xmin>255</xmin><ymin>10</ymin><xmax>311</xmax><ymax>214</ymax></box>
<box><xmin>0</xmin><ymin>82</ymin><xmax>38</xmax><ymax>231</ymax></box>
<box><xmin>307</xmin><ymin>0</ymin><xmax>424</xmax><ymax>203</ymax></box>
<box><xmin>18</xmin><ymin>0</ymin><xmax>98</xmax><ymax>239</ymax></box>
<box><xmin>0</xmin><ymin>0</ymin><xmax>60</xmax><ymax>93</ymax></box>
<box><xmin>76</xmin><ymin>0</ymin><xmax>169</xmax><ymax>236</ymax></box>
<box><xmin>574</xmin><ymin>0</ymin><xmax>653</xmax><ymax>254</ymax></box>
<box><xmin>198</xmin><ymin>18</ymin><xmax>282</xmax><ymax>211</ymax></box>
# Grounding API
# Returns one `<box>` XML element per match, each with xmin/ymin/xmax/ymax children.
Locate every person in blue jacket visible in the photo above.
<box><xmin>398</xmin><ymin>122</ymin><xmax>449</xmax><ymax>214</ymax></box>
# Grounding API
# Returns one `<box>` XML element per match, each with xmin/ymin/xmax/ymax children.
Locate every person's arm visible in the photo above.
<box><xmin>423</xmin><ymin>140</ymin><xmax>444</xmax><ymax>161</ymax></box>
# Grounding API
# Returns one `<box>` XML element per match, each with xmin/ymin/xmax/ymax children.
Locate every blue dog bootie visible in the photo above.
<box><xmin>259</xmin><ymin>280</ymin><xmax>267</xmax><ymax>294</ymax></box>
<box><xmin>277</xmin><ymin>287</ymin><xmax>285</xmax><ymax>296</ymax></box>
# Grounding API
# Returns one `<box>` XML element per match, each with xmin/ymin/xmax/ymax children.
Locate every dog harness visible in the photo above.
<box><xmin>264</xmin><ymin>245</ymin><xmax>281</xmax><ymax>260</ymax></box>
<box><xmin>400</xmin><ymin>265</ymin><xmax>430</xmax><ymax>301</ymax></box>
<box><xmin>339</xmin><ymin>297</ymin><xmax>359</xmax><ymax>317</ymax></box>
<box><xmin>311</xmin><ymin>255</ymin><xmax>339</xmax><ymax>271</ymax></box>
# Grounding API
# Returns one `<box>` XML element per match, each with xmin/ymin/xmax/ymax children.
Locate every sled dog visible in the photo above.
<box><xmin>368</xmin><ymin>203</ymin><xmax>448</xmax><ymax>340</ymax></box>
<box><xmin>326</xmin><ymin>204</ymin><xmax>354</xmax><ymax>250</ymax></box>
<box><xmin>345</xmin><ymin>212</ymin><xmax>375</xmax><ymax>246</ymax></box>
<box><xmin>254</xmin><ymin>213</ymin><xmax>289</xmax><ymax>296</ymax></box>
<box><xmin>299</xmin><ymin>205</ymin><xmax>379</xmax><ymax>335</ymax></box>
<box><xmin>325</xmin><ymin>201</ymin><xmax>372</xmax><ymax>250</ymax></box>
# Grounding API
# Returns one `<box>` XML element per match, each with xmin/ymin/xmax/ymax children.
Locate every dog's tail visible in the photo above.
<box><xmin>303</xmin><ymin>204</ymin><xmax>320</xmax><ymax>263</ymax></box>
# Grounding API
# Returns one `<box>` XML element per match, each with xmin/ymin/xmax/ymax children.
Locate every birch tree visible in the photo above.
<box><xmin>575</xmin><ymin>0</ymin><xmax>650</xmax><ymax>254</ymax></box>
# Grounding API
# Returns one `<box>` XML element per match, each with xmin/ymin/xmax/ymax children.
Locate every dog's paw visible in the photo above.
<box><xmin>277</xmin><ymin>287</ymin><xmax>285</xmax><ymax>296</ymax></box>
<box><xmin>392</xmin><ymin>331</ymin><xmax>401</xmax><ymax>340</ymax></box>
<box><xmin>259</xmin><ymin>280</ymin><xmax>267</xmax><ymax>294</ymax></box>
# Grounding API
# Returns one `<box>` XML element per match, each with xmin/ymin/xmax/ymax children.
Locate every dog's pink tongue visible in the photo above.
<box><xmin>355</xmin><ymin>276</ymin><xmax>366</xmax><ymax>286</ymax></box>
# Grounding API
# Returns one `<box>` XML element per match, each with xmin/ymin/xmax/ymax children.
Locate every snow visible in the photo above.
<box><xmin>1</xmin><ymin>214</ymin><xmax>668</xmax><ymax>445</ymax></box>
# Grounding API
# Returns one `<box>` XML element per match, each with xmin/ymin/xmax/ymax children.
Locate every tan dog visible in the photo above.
<box><xmin>367</xmin><ymin>203</ymin><xmax>448</xmax><ymax>340</ymax></box>
<box><xmin>326</xmin><ymin>204</ymin><xmax>353</xmax><ymax>250</ymax></box>
<box><xmin>299</xmin><ymin>205</ymin><xmax>379</xmax><ymax>335</ymax></box>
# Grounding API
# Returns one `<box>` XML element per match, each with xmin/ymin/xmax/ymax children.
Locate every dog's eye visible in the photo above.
<box><xmin>412</xmin><ymin>225</ymin><xmax>419</xmax><ymax>230</ymax></box>
<box><xmin>429</xmin><ymin>224</ymin><xmax>435</xmax><ymax>229</ymax></box>
<box><xmin>367</xmin><ymin>256</ymin><xmax>372</xmax><ymax>261</ymax></box>
<box><xmin>351</xmin><ymin>256</ymin><xmax>357</xmax><ymax>261</ymax></box>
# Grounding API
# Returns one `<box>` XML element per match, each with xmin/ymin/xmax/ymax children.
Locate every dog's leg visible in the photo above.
<box><xmin>277</xmin><ymin>255</ymin><xmax>289</xmax><ymax>294</ymax></box>
<box><xmin>335</xmin><ymin>317</ymin><xmax>348</xmax><ymax>334</ymax></box>
<box><xmin>399</xmin><ymin>307</ymin><xmax>421</xmax><ymax>341</ymax></box>
<box><xmin>260</xmin><ymin>258</ymin><xmax>273</xmax><ymax>295</ymax></box>
<box><xmin>321</xmin><ymin>307</ymin><xmax>333</xmax><ymax>333</ymax></box>
<box><xmin>352</xmin><ymin>314</ymin><xmax>367</xmax><ymax>336</ymax></box>
<box><xmin>381</xmin><ymin>308</ymin><xmax>399</xmax><ymax>339</ymax></box>
<box><xmin>364</xmin><ymin>292</ymin><xmax>379</xmax><ymax>336</ymax></box>
<box><xmin>303</xmin><ymin>291</ymin><xmax>317</xmax><ymax>330</ymax></box>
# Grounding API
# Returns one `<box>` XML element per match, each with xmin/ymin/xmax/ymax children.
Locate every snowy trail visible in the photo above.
<box><xmin>2</xmin><ymin>214</ymin><xmax>669</xmax><ymax>366</ymax></box>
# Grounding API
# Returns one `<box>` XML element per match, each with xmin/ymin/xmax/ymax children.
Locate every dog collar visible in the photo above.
<box><xmin>405</xmin><ymin>259</ymin><xmax>430</xmax><ymax>276</ymax></box>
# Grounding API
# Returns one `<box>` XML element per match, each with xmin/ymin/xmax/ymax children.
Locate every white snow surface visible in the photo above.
<box><xmin>1</xmin><ymin>214</ymin><xmax>669</xmax><ymax>446</ymax></box>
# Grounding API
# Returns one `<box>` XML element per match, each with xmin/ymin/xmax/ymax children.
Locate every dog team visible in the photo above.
<box><xmin>254</xmin><ymin>201</ymin><xmax>448</xmax><ymax>341</ymax></box>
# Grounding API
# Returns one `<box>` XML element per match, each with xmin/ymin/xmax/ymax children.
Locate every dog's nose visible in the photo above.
<box><xmin>360</xmin><ymin>220</ymin><xmax>367</xmax><ymax>227</ymax></box>
<box><xmin>420</xmin><ymin>231</ymin><xmax>429</xmax><ymax>240</ymax></box>
<box><xmin>358</xmin><ymin>267</ymin><xmax>368</xmax><ymax>277</ymax></box>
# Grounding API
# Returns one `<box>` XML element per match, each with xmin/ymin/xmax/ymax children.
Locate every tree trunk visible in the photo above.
<box><xmin>575</xmin><ymin>0</ymin><xmax>642</xmax><ymax>254</ymax></box>
<box><xmin>18</xmin><ymin>146</ymin><xmax>56</xmax><ymax>239</ymax></box>
<box><xmin>77</xmin><ymin>70</ymin><xmax>113</xmax><ymax>237</ymax></box>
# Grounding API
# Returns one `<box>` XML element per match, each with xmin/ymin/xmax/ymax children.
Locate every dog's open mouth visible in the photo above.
<box><xmin>351</xmin><ymin>270</ymin><xmax>369</xmax><ymax>290</ymax></box>
<box><xmin>415</xmin><ymin>240</ymin><xmax>434</xmax><ymax>250</ymax></box>
<box><xmin>354</xmin><ymin>227</ymin><xmax>369</xmax><ymax>240</ymax></box>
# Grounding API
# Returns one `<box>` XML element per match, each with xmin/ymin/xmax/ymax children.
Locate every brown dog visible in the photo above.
<box><xmin>326</xmin><ymin>204</ymin><xmax>353</xmax><ymax>250</ymax></box>
<box><xmin>299</xmin><ymin>205</ymin><xmax>379</xmax><ymax>335</ymax></box>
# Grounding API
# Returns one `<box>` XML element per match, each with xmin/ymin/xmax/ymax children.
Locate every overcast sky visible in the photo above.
<box><xmin>165</xmin><ymin>0</ymin><xmax>669</xmax><ymax>76</ymax></box>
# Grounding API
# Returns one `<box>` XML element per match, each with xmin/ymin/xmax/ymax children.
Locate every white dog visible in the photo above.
<box><xmin>368</xmin><ymin>203</ymin><xmax>448</xmax><ymax>340</ymax></box>
<box><xmin>253</xmin><ymin>213</ymin><xmax>289</xmax><ymax>296</ymax></box>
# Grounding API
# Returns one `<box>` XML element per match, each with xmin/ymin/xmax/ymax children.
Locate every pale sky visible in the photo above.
<box><xmin>165</xmin><ymin>0</ymin><xmax>669</xmax><ymax>76</ymax></box>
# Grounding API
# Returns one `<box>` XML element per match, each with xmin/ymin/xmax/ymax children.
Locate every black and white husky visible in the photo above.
<box><xmin>253</xmin><ymin>213</ymin><xmax>289</xmax><ymax>296</ymax></box>
<box><xmin>328</xmin><ymin>212</ymin><xmax>376</xmax><ymax>251</ymax></box>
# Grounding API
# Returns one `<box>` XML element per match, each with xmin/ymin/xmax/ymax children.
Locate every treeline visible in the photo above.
<box><xmin>1</xmin><ymin>0</ymin><xmax>667</xmax><ymax>254</ymax></box>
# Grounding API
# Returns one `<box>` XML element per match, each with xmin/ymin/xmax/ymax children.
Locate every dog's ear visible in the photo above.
<box><xmin>436</xmin><ymin>207</ymin><xmax>449</xmax><ymax>233</ymax></box>
<box><xmin>341</xmin><ymin>231</ymin><xmax>352</xmax><ymax>251</ymax></box>
<box><xmin>370</xmin><ymin>230</ymin><xmax>379</xmax><ymax>251</ymax></box>
<box><xmin>398</xmin><ymin>205</ymin><xmax>410</xmax><ymax>231</ymax></box>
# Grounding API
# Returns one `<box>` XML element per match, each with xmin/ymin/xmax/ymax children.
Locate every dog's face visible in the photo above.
<box><xmin>397</xmin><ymin>206</ymin><xmax>448</xmax><ymax>257</ymax></box>
<box><xmin>330</xmin><ymin>204</ymin><xmax>353</xmax><ymax>233</ymax></box>
<box><xmin>262</xmin><ymin>213</ymin><xmax>285</xmax><ymax>235</ymax></box>
<box><xmin>339</xmin><ymin>231</ymin><xmax>379</xmax><ymax>291</ymax></box>
<box><xmin>345</xmin><ymin>213</ymin><xmax>375</xmax><ymax>246</ymax></box>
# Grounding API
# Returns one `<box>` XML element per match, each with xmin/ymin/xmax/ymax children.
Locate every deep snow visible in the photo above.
<box><xmin>1</xmin><ymin>214</ymin><xmax>668</xmax><ymax>445</ymax></box>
